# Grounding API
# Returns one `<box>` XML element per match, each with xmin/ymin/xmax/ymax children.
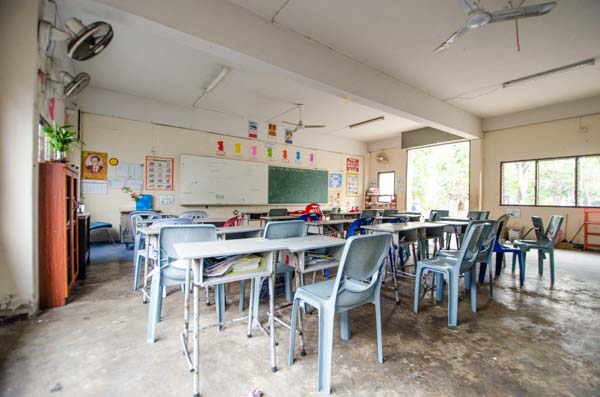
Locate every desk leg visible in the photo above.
<box><xmin>269</xmin><ymin>273</ymin><xmax>277</xmax><ymax>372</ymax></box>
<box><xmin>184</xmin><ymin>260</ymin><xmax>190</xmax><ymax>337</ymax></box>
<box><xmin>293</xmin><ymin>254</ymin><xmax>307</xmax><ymax>356</ymax></box>
<box><xmin>193</xmin><ymin>259</ymin><xmax>200</xmax><ymax>397</ymax></box>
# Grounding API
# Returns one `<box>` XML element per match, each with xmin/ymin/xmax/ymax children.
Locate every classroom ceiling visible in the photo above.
<box><xmin>60</xmin><ymin>1</ymin><xmax>423</xmax><ymax>142</ymax></box>
<box><xmin>230</xmin><ymin>0</ymin><xmax>600</xmax><ymax>118</ymax></box>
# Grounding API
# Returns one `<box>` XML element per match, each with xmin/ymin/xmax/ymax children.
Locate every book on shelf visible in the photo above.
<box><xmin>203</xmin><ymin>254</ymin><xmax>264</xmax><ymax>278</ymax></box>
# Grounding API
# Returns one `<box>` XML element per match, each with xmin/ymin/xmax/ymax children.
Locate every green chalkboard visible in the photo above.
<box><xmin>268</xmin><ymin>166</ymin><xmax>328</xmax><ymax>204</ymax></box>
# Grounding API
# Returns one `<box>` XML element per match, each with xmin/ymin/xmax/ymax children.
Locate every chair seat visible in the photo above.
<box><xmin>91</xmin><ymin>221</ymin><xmax>112</xmax><ymax>230</ymax></box>
<box><xmin>513</xmin><ymin>239</ymin><xmax>550</xmax><ymax>250</ymax></box>
<box><xmin>418</xmin><ymin>257</ymin><xmax>456</xmax><ymax>270</ymax></box>
<box><xmin>297</xmin><ymin>279</ymin><xmax>336</xmax><ymax>300</ymax></box>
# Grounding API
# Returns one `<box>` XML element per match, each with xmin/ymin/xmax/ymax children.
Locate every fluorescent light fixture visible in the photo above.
<box><xmin>193</xmin><ymin>66</ymin><xmax>230</xmax><ymax>107</ymax></box>
<box><xmin>349</xmin><ymin>116</ymin><xmax>385</xmax><ymax>129</ymax></box>
<box><xmin>502</xmin><ymin>58</ymin><xmax>595</xmax><ymax>89</ymax></box>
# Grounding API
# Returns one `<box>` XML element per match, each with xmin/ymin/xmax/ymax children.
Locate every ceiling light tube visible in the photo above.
<box><xmin>502</xmin><ymin>58</ymin><xmax>595</xmax><ymax>89</ymax></box>
<box><xmin>349</xmin><ymin>116</ymin><xmax>385</xmax><ymax>129</ymax></box>
<box><xmin>193</xmin><ymin>66</ymin><xmax>230</xmax><ymax>107</ymax></box>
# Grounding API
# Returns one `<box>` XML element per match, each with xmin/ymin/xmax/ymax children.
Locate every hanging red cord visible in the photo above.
<box><xmin>515</xmin><ymin>18</ymin><xmax>521</xmax><ymax>52</ymax></box>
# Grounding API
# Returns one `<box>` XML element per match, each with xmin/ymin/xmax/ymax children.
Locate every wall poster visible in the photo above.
<box><xmin>346</xmin><ymin>158</ymin><xmax>360</xmax><ymax>172</ymax></box>
<box><xmin>346</xmin><ymin>172</ymin><xmax>359</xmax><ymax>197</ymax></box>
<box><xmin>328</xmin><ymin>173</ymin><xmax>343</xmax><ymax>189</ymax></box>
<box><xmin>145</xmin><ymin>156</ymin><xmax>174</xmax><ymax>191</ymax></box>
<box><xmin>82</xmin><ymin>151</ymin><xmax>108</xmax><ymax>180</ymax></box>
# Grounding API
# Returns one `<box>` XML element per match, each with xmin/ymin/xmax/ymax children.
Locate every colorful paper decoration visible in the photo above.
<box><xmin>282</xmin><ymin>149</ymin><xmax>289</xmax><ymax>163</ymax></box>
<box><xmin>250</xmin><ymin>144</ymin><xmax>258</xmax><ymax>160</ymax></box>
<box><xmin>295</xmin><ymin>151</ymin><xmax>301</xmax><ymax>164</ymax></box>
<box><xmin>216</xmin><ymin>140</ymin><xmax>225</xmax><ymax>156</ymax></box>
<box><xmin>346</xmin><ymin>158</ymin><xmax>359</xmax><ymax>172</ymax></box>
<box><xmin>234</xmin><ymin>143</ymin><xmax>241</xmax><ymax>155</ymax></box>
<box><xmin>248</xmin><ymin>121</ymin><xmax>258</xmax><ymax>139</ymax></box>
<box><xmin>309</xmin><ymin>153</ymin><xmax>316</xmax><ymax>167</ymax></box>
<box><xmin>268</xmin><ymin>123</ymin><xmax>277</xmax><ymax>139</ymax></box>
<box><xmin>266</xmin><ymin>143</ymin><xmax>274</xmax><ymax>161</ymax></box>
<box><xmin>285</xmin><ymin>128</ymin><xmax>293</xmax><ymax>144</ymax></box>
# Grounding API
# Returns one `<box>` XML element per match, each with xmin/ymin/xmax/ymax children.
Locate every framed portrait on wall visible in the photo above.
<box><xmin>81</xmin><ymin>151</ymin><xmax>108</xmax><ymax>180</ymax></box>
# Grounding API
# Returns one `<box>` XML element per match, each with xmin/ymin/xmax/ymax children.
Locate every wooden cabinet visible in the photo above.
<box><xmin>364</xmin><ymin>193</ymin><xmax>397</xmax><ymax>210</ymax></box>
<box><xmin>78</xmin><ymin>213</ymin><xmax>90</xmax><ymax>280</ymax></box>
<box><xmin>39</xmin><ymin>163</ymin><xmax>80</xmax><ymax>309</ymax></box>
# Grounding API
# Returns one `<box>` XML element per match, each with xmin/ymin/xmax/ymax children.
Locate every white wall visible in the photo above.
<box><xmin>482</xmin><ymin>113</ymin><xmax>600</xmax><ymax>243</ymax></box>
<box><xmin>0</xmin><ymin>0</ymin><xmax>40</xmax><ymax>315</ymax></box>
<box><xmin>81</xmin><ymin>113</ymin><xmax>365</xmax><ymax>236</ymax></box>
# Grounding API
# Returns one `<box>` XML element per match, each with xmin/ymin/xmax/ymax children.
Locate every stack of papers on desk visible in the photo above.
<box><xmin>204</xmin><ymin>255</ymin><xmax>264</xmax><ymax>278</ymax></box>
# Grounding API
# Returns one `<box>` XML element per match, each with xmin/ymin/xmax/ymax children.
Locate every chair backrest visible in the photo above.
<box><xmin>299</xmin><ymin>213</ymin><xmax>321</xmax><ymax>222</ymax></box>
<box><xmin>330</xmin><ymin>207</ymin><xmax>341</xmax><ymax>213</ymax></box>
<box><xmin>347</xmin><ymin>217</ymin><xmax>376</xmax><ymax>238</ymax></box>
<box><xmin>152</xmin><ymin>218</ymin><xmax>192</xmax><ymax>228</ymax></box>
<box><xmin>382</xmin><ymin>209</ymin><xmax>398</xmax><ymax>217</ymax></box>
<box><xmin>531</xmin><ymin>216</ymin><xmax>546</xmax><ymax>241</ymax></box>
<box><xmin>264</xmin><ymin>220</ymin><xmax>306</xmax><ymax>239</ymax></box>
<box><xmin>479</xmin><ymin>211</ymin><xmax>490</xmax><ymax>220</ymax></box>
<box><xmin>454</xmin><ymin>222</ymin><xmax>487</xmax><ymax>274</ymax></box>
<box><xmin>329</xmin><ymin>233</ymin><xmax>392</xmax><ymax>310</ymax></box>
<box><xmin>495</xmin><ymin>214</ymin><xmax>511</xmax><ymax>240</ymax></box>
<box><xmin>431</xmin><ymin>209</ymin><xmax>450</xmax><ymax>218</ymax></box>
<box><xmin>360</xmin><ymin>209</ymin><xmax>378</xmax><ymax>219</ymax></box>
<box><xmin>428</xmin><ymin>211</ymin><xmax>439</xmax><ymax>222</ymax></box>
<box><xmin>178</xmin><ymin>211</ymin><xmax>208</xmax><ymax>221</ymax></box>
<box><xmin>304</xmin><ymin>203</ymin><xmax>322</xmax><ymax>215</ymax></box>
<box><xmin>475</xmin><ymin>220</ymin><xmax>497</xmax><ymax>262</ymax></box>
<box><xmin>223</xmin><ymin>215</ymin><xmax>244</xmax><ymax>227</ymax></box>
<box><xmin>389</xmin><ymin>216</ymin><xmax>409</xmax><ymax>224</ymax></box>
<box><xmin>545</xmin><ymin>215</ymin><xmax>564</xmax><ymax>243</ymax></box>
<box><xmin>129</xmin><ymin>211</ymin><xmax>161</xmax><ymax>234</ymax></box>
<box><xmin>158</xmin><ymin>225</ymin><xmax>217</xmax><ymax>265</ymax></box>
<box><xmin>268</xmin><ymin>208</ymin><xmax>288</xmax><ymax>217</ymax></box>
<box><xmin>467</xmin><ymin>211</ymin><xmax>481</xmax><ymax>220</ymax></box>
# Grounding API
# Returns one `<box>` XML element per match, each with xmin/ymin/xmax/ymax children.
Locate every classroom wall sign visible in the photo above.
<box><xmin>346</xmin><ymin>158</ymin><xmax>359</xmax><ymax>172</ymax></box>
<box><xmin>145</xmin><ymin>155</ymin><xmax>174</xmax><ymax>191</ymax></box>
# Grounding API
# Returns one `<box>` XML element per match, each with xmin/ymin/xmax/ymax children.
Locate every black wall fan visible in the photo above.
<box><xmin>39</xmin><ymin>18</ymin><xmax>114</xmax><ymax>61</ymax></box>
<box><xmin>46</xmin><ymin>71</ymin><xmax>91</xmax><ymax>97</ymax></box>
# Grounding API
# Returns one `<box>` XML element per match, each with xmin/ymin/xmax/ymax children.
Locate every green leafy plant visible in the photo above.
<box><xmin>42</xmin><ymin>122</ymin><xmax>79</xmax><ymax>159</ymax></box>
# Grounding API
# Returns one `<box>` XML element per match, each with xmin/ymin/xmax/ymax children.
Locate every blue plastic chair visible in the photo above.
<box><xmin>513</xmin><ymin>215</ymin><xmax>563</xmax><ymax>287</ymax></box>
<box><xmin>288</xmin><ymin>233</ymin><xmax>392</xmax><ymax>394</ymax></box>
<box><xmin>414</xmin><ymin>222</ymin><xmax>487</xmax><ymax>328</ymax></box>
<box><xmin>347</xmin><ymin>217</ymin><xmax>375</xmax><ymax>237</ymax></box>
<box><xmin>477</xmin><ymin>214</ymin><xmax>523</xmax><ymax>284</ymax></box>
<box><xmin>238</xmin><ymin>221</ymin><xmax>301</xmax><ymax>313</ymax></box>
<box><xmin>178</xmin><ymin>211</ymin><xmax>208</xmax><ymax>222</ymax></box>
<box><xmin>146</xmin><ymin>224</ymin><xmax>217</xmax><ymax>343</ymax></box>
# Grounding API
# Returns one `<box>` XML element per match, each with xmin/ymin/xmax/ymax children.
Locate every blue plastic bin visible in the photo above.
<box><xmin>136</xmin><ymin>195</ymin><xmax>153</xmax><ymax>210</ymax></box>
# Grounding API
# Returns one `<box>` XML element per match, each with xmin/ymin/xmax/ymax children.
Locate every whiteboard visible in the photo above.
<box><xmin>179</xmin><ymin>155</ymin><xmax>268</xmax><ymax>205</ymax></box>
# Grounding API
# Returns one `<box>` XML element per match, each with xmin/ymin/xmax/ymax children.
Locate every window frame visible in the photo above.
<box><xmin>500</xmin><ymin>153</ymin><xmax>600</xmax><ymax>208</ymax></box>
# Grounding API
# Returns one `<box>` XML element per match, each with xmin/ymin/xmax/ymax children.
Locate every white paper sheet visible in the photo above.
<box><xmin>82</xmin><ymin>180</ymin><xmax>108</xmax><ymax>194</ymax></box>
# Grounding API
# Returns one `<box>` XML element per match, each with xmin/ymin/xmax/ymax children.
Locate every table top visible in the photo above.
<box><xmin>138</xmin><ymin>225</ymin><xmax>265</xmax><ymax>236</ymax></box>
<box><xmin>174</xmin><ymin>238</ymin><xmax>287</xmax><ymax>259</ymax></box>
<box><xmin>440</xmin><ymin>216</ymin><xmax>471</xmax><ymax>222</ymax></box>
<box><xmin>259</xmin><ymin>215</ymin><xmax>302</xmax><ymax>221</ymax></box>
<box><xmin>436</xmin><ymin>220</ymin><xmax>470</xmax><ymax>226</ymax></box>
<box><xmin>195</xmin><ymin>217</ymin><xmax>229</xmax><ymax>224</ymax></box>
<box><xmin>362</xmin><ymin>221</ymin><xmax>444</xmax><ymax>233</ymax></box>
<box><xmin>281</xmin><ymin>235</ymin><xmax>347</xmax><ymax>253</ymax></box>
<box><xmin>306</xmin><ymin>219</ymin><xmax>355</xmax><ymax>225</ymax></box>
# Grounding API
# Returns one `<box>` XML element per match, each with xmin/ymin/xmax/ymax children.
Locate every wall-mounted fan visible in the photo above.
<box><xmin>283</xmin><ymin>104</ymin><xmax>326</xmax><ymax>133</ymax></box>
<box><xmin>46</xmin><ymin>71</ymin><xmax>90</xmax><ymax>97</ymax></box>
<box><xmin>375</xmin><ymin>152</ymin><xmax>389</xmax><ymax>165</ymax></box>
<box><xmin>39</xmin><ymin>18</ymin><xmax>114</xmax><ymax>61</ymax></box>
<box><xmin>434</xmin><ymin>0</ymin><xmax>556</xmax><ymax>52</ymax></box>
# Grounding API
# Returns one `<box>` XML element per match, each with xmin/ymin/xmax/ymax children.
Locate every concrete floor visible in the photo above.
<box><xmin>1</xmin><ymin>246</ymin><xmax>600</xmax><ymax>396</ymax></box>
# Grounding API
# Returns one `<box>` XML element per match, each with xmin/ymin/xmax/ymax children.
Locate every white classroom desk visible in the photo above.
<box><xmin>173</xmin><ymin>237</ymin><xmax>286</xmax><ymax>397</ymax></box>
<box><xmin>305</xmin><ymin>219</ymin><xmax>354</xmax><ymax>236</ymax></box>
<box><xmin>259</xmin><ymin>214</ymin><xmax>301</xmax><ymax>226</ymax></box>
<box><xmin>329</xmin><ymin>211</ymin><xmax>361</xmax><ymax>220</ymax></box>
<box><xmin>362</xmin><ymin>221</ymin><xmax>445</xmax><ymax>259</ymax></box>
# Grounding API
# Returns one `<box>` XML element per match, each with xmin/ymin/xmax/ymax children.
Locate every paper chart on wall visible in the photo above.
<box><xmin>146</xmin><ymin>156</ymin><xmax>174</xmax><ymax>191</ymax></box>
<box><xmin>82</xmin><ymin>180</ymin><xmax>108</xmax><ymax>194</ymax></box>
<box><xmin>108</xmin><ymin>177</ymin><xmax>126</xmax><ymax>189</ymax></box>
<box><xmin>346</xmin><ymin>172</ymin><xmax>359</xmax><ymax>197</ymax></box>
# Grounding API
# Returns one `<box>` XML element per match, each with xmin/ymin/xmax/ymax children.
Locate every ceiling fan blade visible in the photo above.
<box><xmin>304</xmin><ymin>124</ymin><xmax>326</xmax><ymax>128</ymax></box>
<box><xmin>434</xmin><ymin>26</ymin><xmax>469</xmax><ymax>53</ymax></box>
<box><xmin>490</xmin><ymin>1</ymin><xmax>556</xmax><ymax>23</ymax></box>
<box><xmin>461</xmin><ymin>0</ymin><xmax>482</xmax><ymax>13</ymax></box>
<box><xmin>282</xmin><ymin>120</ymin><xmax>299</xmax><ymax>126</ymax></box>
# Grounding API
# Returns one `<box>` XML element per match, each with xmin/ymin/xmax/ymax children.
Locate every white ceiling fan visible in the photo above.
<box><xmin>282</xmin><ymin>104</ymin><xmax>326</xmax><ymax>133</ymax></box>
<box><xmin>434</xmin><ymin>0</ymin><xmax>557</xmax><ymax>53</ymax></box>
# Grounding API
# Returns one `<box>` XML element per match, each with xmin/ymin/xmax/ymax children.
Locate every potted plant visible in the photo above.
<box><xmin>42</xmin><ymin>122</ymin><xmax>79</xmax><ymax>162</ymax></box>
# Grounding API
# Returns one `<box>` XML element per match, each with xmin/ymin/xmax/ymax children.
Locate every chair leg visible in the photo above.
<box><xmin>464</xmin><ymin>271</ymin><xmax>471</xmax><ymax>290</ymax></box>
<box><xmin>146</xmin><ymin>273</ymin><xmax>161</xmax><ymax>343</ymax></box>
<box><xmin>288</xmin><ymin>297</ymin><xmax>300</xmax><ymax>366</ymax></box>
<box><xmin>549</xmin><ymin>249</ymin><xmax>555</xmax><ymax>287</ymax></box>
<box><xmin>389</xmin><ymin>252</ymin><xmax>400</xmax><ymax>305</ymax></box>
<box><xmin>495</xmin><ymin>252</ymin><xmax>504</xmax><ymax>276</ymax></box>
<box><xmin>247</xmin><ymin>278</ymin><xmax>255</xmax><ymax>337</ymax></box>
<box><xmin>284</xmin><ymin>272</ymin><xmax>293</xmax><ymax>302</ymax></box>
<box><xmin>340</xmin><ymin>311</ymin><xmax>351</xmax><ymax>341</ymax></box>
<box><xmin>413</xmin><ymin>265</ymin><xmax>424</xmax><ymax>314</ymax></box>
<box><xmin>374</xmin><ymin>301</ymin><xmax>384</xmax><ymax>364</ymax></box>
<box><xmin>133</xmin><ymin>252</ymin><xmax>143</xmax><ymax>291</ymax></box>
<box><xmin>239</xmin><ymin>280</ymin><xmax>246</xmax><ymax>312</ymax></box>
<box><xmin>511</xmin><ymin>252</ymin><xmax>517</xmax><ymax>273</ymax></box>
<box><xmin>317</xmin><ymin>310</ymin><xmax>335</xmax><ymax>394</ymax></box>
<box><xmin>435</xmin><ymin>272</ymin><xmax>444</xmax><ymax>302</ymax></box>
<box><xmin>448</xmin><ymin>272</ymin><xmax>459</xmax><ymax>328</ymax></box>
<box><xmin>538</xmin><ymin>250</ymin><xmax>544</xmax><ymax>276</ymax></box>
<box><xmin>215</xmin><ymin>284</ymin><xmax>225</xmax><ymax>331</ymax></box>
<box><xmin>488</xmin><ymin>257</ymin><xmax>494</xmax><ymax>299</ymax></box>
<box><xmin>478</xmin><ymin>262</ymin><xmax>487</xmax><ymax>284</ymax></box>
<box><xmin>519</xmin><ymin>251</ymin><xmax>527</xmax><ymax>287</ymax></box>
<box><xmin>469</xmin><ymin>269</ymin><xmax>477</xmax><ymax>313</ymax></box>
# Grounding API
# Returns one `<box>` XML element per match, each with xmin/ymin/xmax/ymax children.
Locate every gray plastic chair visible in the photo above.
<box><xmin>513</xmin><ymin>215</ymin><xmax>563</xmax><ymax>286</ymax></box>
<box><xmin>382</xmin><ymin>209</ymin><xmax>399</xmax><ymax>217</ymax></box>
<box><xmin>146</xmin><ymin>224</ymin><xmax>217</xmax><ymax>343</ymax></box>
<box><xmin>288</xmin><ymin>233</ymin><xmax>392</xmax><ymax>394</ymax></box>
<box><xmin>360</xmin><ymin>209</ymin><xmax>378</xmax><ymax>219</ymax></box>
<box><xmin>480</xmin><ymin>210</ymin><xmax>490</xmax><ymax>220</ymax></box>
<box><xmin>268</xmin><ymin>208</ymin><xmax>288</xmax><ymax>216</ymax></box>
<box><xmin>178</xmin><ymin>211</ymin><xmax>208</xmax><ymax>222</ymax></box>
<box><xmin>131</xmin><ymin>211</ymin><xmax>161</xmax><ymax>291</ymax></box>
<box><xmin>238</xmin><ymin>220</ymin><xmax>301</xmax><ymax>313</ymax></box>
<box><xmin>414</xmin><ymin>222</ymin><xmax>487</xmax><ymax>328</ymax></box>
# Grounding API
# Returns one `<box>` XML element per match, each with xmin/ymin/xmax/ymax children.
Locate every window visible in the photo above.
<box><xmin>501</xmin><ymin>154</ymin><xmax>600</xmax><ymax>207</ymax></box>
<box><xmin>406</xmin><ymin>141</ymin><xmax>470</xmax><ymax>216</ymax></box>
<box><xmin>578</xmin><ymin>155</ymin><xmax>600</xmax><ymax>207</ymax></box>
<box><xmin>378</xmin><ymin>172</ymin><xmax>394</xmax><ymax>202</ymax></box>
<box><xmin>501</xmin><ymin>161</ymin><xmax>535</xmax><ymax>205</ymax></box>
<box><xmin>537</xmin><ymin>158</ymin><xmax>575</xmax><ymax>206</ymax></box>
